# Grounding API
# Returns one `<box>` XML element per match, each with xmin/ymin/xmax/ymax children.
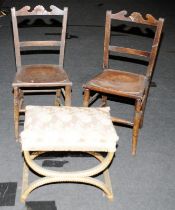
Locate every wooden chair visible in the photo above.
<box><xmin>83</xmin><ymin>10</ymin><xmax>164</xmax><ymax>155</ymax></box>
<box><xmin>11</xmin><ymin>5</ymin><xmax>72</xmax><ymax>140</ymax></box>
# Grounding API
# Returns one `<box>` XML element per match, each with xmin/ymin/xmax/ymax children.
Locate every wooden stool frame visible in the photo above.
<box><xmin>21</xmin><ymin>151</ymin><xmax>115</xmax><ymax>202</ymax></box>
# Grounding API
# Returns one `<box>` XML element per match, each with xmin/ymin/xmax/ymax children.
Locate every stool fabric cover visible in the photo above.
<box><xmin>21</xmin><ymin>106</ymin><xmax>119</xmax><ymax>152</ymax></box>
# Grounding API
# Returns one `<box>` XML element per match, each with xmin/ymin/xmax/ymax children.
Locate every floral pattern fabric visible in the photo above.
<box><xmin>21</xmin><ymin>106</ymin><xmax>119</xmax><ymax>152</ymax></box>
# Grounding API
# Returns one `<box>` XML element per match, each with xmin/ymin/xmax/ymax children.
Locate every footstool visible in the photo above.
<box><xmin>20</xmin><ymin>105</ymin><xmax>119</xmax><ymax>202</ymax></box>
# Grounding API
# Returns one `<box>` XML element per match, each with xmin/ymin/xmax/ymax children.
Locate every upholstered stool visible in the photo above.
<box><xmin>20</xmin><ymin>105</ymin><xmax>119</xmax><ymax>202</ymax></box>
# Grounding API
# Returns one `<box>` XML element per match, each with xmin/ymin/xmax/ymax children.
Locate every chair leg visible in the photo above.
<box><xmin>83</xmin><ymin>89</ymin><xmax>90</xmax><ymax>107</ymax></box>
<box><xmin>101</xmin><ymin>95</ymin><xmax>107</xmax><ymax>107</ymax></box>
<box><xmin>132</xmin><ymin>99</ymin><xmax>142</xmax><ymax>155</ymax></box>
<box><xmin>65</xmin><ymin>85</ymin><xmax>71</xmax><ymax>106</ymax></box>
<box><xmin>139</xmin><ymin>107</ymin><xmax>145</xmax><ymax>129</ymax></box>
<box><xmin>139</xmin><ymin>96</ymin><xmax>148</xmax><ymax>128</ymax></box>
<box><xmin>54</xmin><ymin>89</ymin><xmax>61</xmax><ymax>106</ymax></box>
<box><xmin>13</xmin><ymin>87</ymin><xmax>20</xmax><ymax>141</ymax></box>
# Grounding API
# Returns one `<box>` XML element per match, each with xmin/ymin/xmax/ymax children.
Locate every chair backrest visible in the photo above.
<box><xmin>11</xmin><ymin>5</ymin><xmax>68</xmax><ymax>71</ymax></box>
<box><xmin>103</xmin><ymin>10</ymin><xmax>164</xmax><ymax>80</ymax></box>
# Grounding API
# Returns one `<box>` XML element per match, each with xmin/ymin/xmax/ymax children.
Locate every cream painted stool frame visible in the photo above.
<box><xmin>21</xmin><ymin>151</ymin><xmax>115</xmax><ymax>202</ymax></box>
<box><xmin>20</xmin><ymin>105</ymin><xmax>118</xmax><ymax>202</ymax></box>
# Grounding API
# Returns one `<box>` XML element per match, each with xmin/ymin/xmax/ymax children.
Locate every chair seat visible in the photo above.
<box><xmin>13</xmin><ymin>64</ymin><xmax>71</xmax><ymax>87</ymax></box>
<box><xmin>84</xmin><ymin>69</ymin><xmax>148</xmax><ymax>98</ymax></box>
<box><xmin>20</xmin><ymin>106</ymin><xmax>119</xmax><ymax>152</ymax></box>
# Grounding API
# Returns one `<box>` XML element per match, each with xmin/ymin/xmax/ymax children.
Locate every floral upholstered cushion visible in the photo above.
<box><xmin>20</xmin><ymin>106</ymin><xmax>119</xmax><ymax>152</ymax></box>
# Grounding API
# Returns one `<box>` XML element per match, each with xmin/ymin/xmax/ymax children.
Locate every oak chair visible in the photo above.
<box><xmin>83</xmin><ymin>10</ymin><xmax>164</xmax><ymax>155</ymax></box>
<box><xmin>11</xmin><ymin>5</ymin><xmax>72</xmax><ymax>140</ymax></box>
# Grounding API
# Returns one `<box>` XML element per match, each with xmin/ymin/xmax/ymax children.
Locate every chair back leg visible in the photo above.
<box><xmin>65</xmin><ymin>85</ymin><xmax>72</xmax><ymax>106</ymax></box>
<box><xmin>83</xmin><ymin>89</ymin><xmax>90</xmax><ymax>107</ymax></box>
<box><xmin>13</xmin><ymin>87</ymin><xmax>20</xmax><ymax>140</ymax></box>
<box><xmin>132</xmin><ymin>99</ymin><xmax>142</xmax><ymax>155</ymax></box>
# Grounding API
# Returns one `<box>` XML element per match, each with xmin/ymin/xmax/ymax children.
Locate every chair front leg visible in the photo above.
<box><xmin>13</xmin><ymin>87</ymin><xmax>20</xmax><ymax>141</ymax></box>
<box><xmin>65</xmin><ymin>85</ymin><xmax>71</xmax><ymax>106</ymax></box>
<box><xmin>132</xmin><ymin>99</ymin><xmax>142</xmax><ymax>155</ymax></box>
<box><xmin>83</xmin><ymin>88</ymin><xmax>90</xmax><ymax>107</ymax></box>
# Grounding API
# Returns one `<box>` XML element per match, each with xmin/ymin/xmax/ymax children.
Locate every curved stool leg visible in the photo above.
<box><xmin>21</xmin><ymin>151</ymin><xmax>115</xmax><ymax>202</ymax></box>
<box><xmin>21</xmin><ymin>176</ymin><xmax>113</xmax><ymax>203</ymax></box>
